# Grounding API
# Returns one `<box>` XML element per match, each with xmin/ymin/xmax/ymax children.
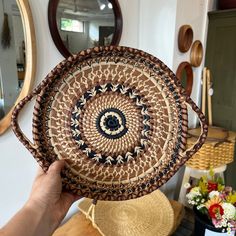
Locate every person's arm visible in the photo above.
<box><xmin>0</xmin><ymin>160</ymin><xmax>81</xmax><ymax>236</ymax></box>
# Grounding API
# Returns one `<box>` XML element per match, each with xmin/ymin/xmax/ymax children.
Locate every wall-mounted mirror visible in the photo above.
<box><xmin>48</xmin><ymin>0</ymin><xmax>123</xmax><ymax>58</ymax></box>
<box><xmin>176</xmin><ymin>61</ymin><xmax>193</xmax><ymax>97</ymax></box>
<box><xmin>0</xmin><ymin>0</ymin><xmax>36</xmax><ymax>135</ymax></box>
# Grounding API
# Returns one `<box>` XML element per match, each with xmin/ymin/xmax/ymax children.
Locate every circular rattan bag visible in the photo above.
<box><xmin>11</xmin><ymin>46</ymin><xmax>208</xmax><ymax>201</ymax></box>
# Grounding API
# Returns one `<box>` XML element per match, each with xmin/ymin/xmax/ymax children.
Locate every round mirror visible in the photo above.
<box><xmin>0</xmin><ymin>0</ymin><xmax>36</xmax><ymax>134</ymax></box>
<box><xmin>48</xmin><ymin>0</ymin><xmax>123</xmax><ymax>58</ymax></box>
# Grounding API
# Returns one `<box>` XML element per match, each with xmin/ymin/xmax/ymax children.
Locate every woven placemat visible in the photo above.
<box><xmin>12</xmin><ymin>46</ymin><xmax>208</xmax><ymax>200</ymax></box>
<box><xmin>78</xmin><ymin>190</ymin><xmax>174</xmax><ymax>236</ymax></box>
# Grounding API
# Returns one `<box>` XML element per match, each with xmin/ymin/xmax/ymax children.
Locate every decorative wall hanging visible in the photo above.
<box><xmin>190</xmin><ymin>40</ymin><xmax>203</xmax><ymax>67</ymax></box>
<box><xmin>11</xmin><ymin>46</ymin><xmax>208</xmax><ymax>201</ymax></box>
<box><xmin>178</xmin><ymin>25</ymin><xmax>193</xmax><ymax>53</ymax></box>
<box><xmin>176</xmin><ymin>61</ymin><xmax>193</xmax><ymax>97</ymax></box>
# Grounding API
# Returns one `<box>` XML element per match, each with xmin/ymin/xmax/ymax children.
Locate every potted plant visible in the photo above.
<box><xmin>185</xmin><ymin>169</ymin><xmax>236</xmax><ymax>235</ymax></box>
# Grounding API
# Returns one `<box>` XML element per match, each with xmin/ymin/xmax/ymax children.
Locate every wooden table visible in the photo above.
<box><xmin>53</xmin><ymin>212</ymin><xmax>101</xmax><ymax>236</ymax></box>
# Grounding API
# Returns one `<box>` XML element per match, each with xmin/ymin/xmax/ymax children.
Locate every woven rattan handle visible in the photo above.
<box><xmin>11</xmin><ymin>58</ymin><xmax>75</xmax><ymax>168</ymax></box>
<box><xmin>11</xmin><ymin>84</ymin><xmax>46</xmax><ymax>159</ymax></box>
<box><xmin>182</xmin><ymin>96</ymin><xmax>208</xmax><ymax>161</ymax></box>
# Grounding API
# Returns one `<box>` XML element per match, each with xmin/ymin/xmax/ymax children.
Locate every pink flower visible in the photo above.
<box><xmin>219</xmin><ymin>193</ymin><xmax>227</xmax><ymax>201</ymax></box>
<box><xmin>212</xmin><ymin>218</ymin><xmax>223</xmax><ymax>228</ymax></box>
<box><xmin>224</xmin><ymin>186</ymin><xmax>233</xmax><ymax>193</ymax></box>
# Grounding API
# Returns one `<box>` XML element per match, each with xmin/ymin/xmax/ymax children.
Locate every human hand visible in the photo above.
<box><xmin>26</xmin><ymin>160</ymin><xmax>81</xmax><ymax>231</ymax></box>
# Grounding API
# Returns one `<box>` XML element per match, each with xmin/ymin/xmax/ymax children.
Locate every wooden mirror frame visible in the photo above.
<box><xmin>176</xmin><ymin>61</ymin><xmax>193</xmax><ymax>97</ymax></box>
<box><xmin>0</xmin><ymin>0</ymin><xmax>36</xmax><ymax>135</ymax></box>
<box><xmin>48</xmin><ymin>0</ymin><xmax>123</xmax><ymax>58</ymax></box>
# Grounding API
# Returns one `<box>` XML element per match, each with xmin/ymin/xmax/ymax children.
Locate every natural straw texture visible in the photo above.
<box><xmin>78</xmin><ymin>190</ymin><xmax>174</xmax><ymax>236</ymax></box>
<box><xmin>186</xmin><ymin>131</ymin><xmax>236</xmax><ymax>169</ymax></box>
<box><xmin>186</xmin><ymin>67</ymin><xmax>236</xmax><ymax>170</ymax></box>
<box><xmin>11</xmin><ymin>46</ymin><xmax>208</xmax><ymax>200</ymax></box>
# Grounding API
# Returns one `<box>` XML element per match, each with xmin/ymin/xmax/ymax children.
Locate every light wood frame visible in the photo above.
<box><xmin>0</xmin><ymin>0</ymin><xmax>36</xmax><ymax>135</ymax></box>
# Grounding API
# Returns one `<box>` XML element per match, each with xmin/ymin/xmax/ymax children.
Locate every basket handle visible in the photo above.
<box><xmin>11</xmin><ymin>77</ymin><xmax>52</xmax><ymax>163</ymax></box>
<box><xmin>181</xmin><ymin>96</ymin><xmax>208</xmax><ymax>162</ymax></box>
<box><xmin>11</xmin><ymin>57</ymin><xmax>76</xmax><ymax>169</ymax></box>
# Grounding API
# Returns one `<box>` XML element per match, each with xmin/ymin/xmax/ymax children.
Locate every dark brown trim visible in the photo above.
<box><xmin>109</xmin><ymin>0</ymin><xmax>123</xmax><ymax>46</ymax></box>
<box><xmin>176</xmin><ymin>61</ymin><xmax>193</xmax><ymax>96</ymax></box>
<box><xmin>48</xmin><ymin>0</ymin><xmax>123</xmax><ymax>58</ymax></box>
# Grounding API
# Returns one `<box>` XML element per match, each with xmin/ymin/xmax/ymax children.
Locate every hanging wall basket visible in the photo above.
<box><xmin>11</xmin><ymin>46</ymin><xmax>208</xmax><ymax>201</ymax></box>
<box><xmin>178</xmin><ymin>25</ymin><xmax>193</xmax><ymax>53</ymax></box>
<box><xmin>190</xmin><ymin>40</ymin><xmax>203</xmax><ymax>67</ymax></box>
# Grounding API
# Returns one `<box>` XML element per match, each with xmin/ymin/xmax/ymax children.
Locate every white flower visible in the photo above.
<box><xmin>191</xmin><ymin>187</ymin><xmax>201</xmax><ymax>194</ymax></box>
<box><xmin>197</xmin><ymin>204</ymin><xmax>205</xmax><ymax>210</ymax></box>
<box><xmin>227</xmin><ymin>222</ymin><xmax>233</xmax><ymax>227</ymax></box>
<box><xmin>184</xmin><ymin>183</ymin><xmax>191</xmax><ymax>189</ymax></box>
<box><xmin>190</xmin><ymin>187</ymin><xmax>202</xmax><ymax>197</ymax></box>
<box><xmin>222</xmin><ymin>219</ymin><xmax>227</xmax><ymax>227</ymax></box>
<box><xmin>222</xmin><ymin>203</ymin><xmax>236</xmax><ymax>220</ymax></box>
<box><xmin>209</xmin><ymin>190</ymin><xmax>220</xmax><ymax>199</ymax></box>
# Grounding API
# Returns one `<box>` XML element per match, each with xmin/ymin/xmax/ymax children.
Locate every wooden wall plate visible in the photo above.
<box><xmin>176</xmin><ymin>61</ymin><xmax>193</xmax><ymax>96</ymax></box>
<box><xmin>190</xmin><ymin>40</ymin><xmax>203</xmax><ymax>67</ymax></box>
<box><xmin>178</xmin><ymin>25</ymin><xmax>193</xmax><ymax>53</ymax></box>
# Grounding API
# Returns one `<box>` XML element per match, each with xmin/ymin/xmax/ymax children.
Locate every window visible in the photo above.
<box><xmin>60</xmin><ymin>18</ymin><xmax>84</xmax><ymax>33</ymax></box>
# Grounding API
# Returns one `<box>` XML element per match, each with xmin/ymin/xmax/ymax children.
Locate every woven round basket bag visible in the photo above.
<box><xmin>11</xmin><ymin>46</ymin><xmax>208</xmax><ymax>201</ymax></box>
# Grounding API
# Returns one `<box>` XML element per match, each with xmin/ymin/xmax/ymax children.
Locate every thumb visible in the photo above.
<box><xmin>47</xmin><ymin>160</ymin><xmax>65</xmax><ymax>176</ymax></box>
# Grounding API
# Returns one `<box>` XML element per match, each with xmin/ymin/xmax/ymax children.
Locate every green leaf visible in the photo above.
<box><xmin>216</xmin><ymin>176</ymin><xmax>224</xmax><ymax>185</ymax></box>
<box><xmin>199</xmin><ymin>178</ymin><xmax>208</xmax><ymax>195</ymax></box>
<box><xmin>209</xmin><ymin>167</ymin><xmax>215</xmax><ymax>181</ymax></box>
<box><xmin>217</xmin><ymin>183</ymin><xmax>225</xmax><ymax>192</ymax></box>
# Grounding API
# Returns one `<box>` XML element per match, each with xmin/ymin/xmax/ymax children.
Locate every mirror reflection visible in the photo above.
<box><xmin>56</xmin><ymin>0</ymin><xmax>115</xmax><ymax>54</ymax></box>
<box><xmin>180</xmin><ymin>69</ymin><xmax>187</xmax><ymax>91</ymax></box>
<box><xmin>0</xmin><ymin>0</ymin><xmax>25</xmax><ymax>119</ymax></box>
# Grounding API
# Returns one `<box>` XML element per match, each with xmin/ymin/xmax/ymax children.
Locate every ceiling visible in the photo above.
<box><xmin>57</xmin><ymin>0</ymin><xmax>114</xmax><ymax>20</ymax></box>
<box><xmin>58</xmin><ymin>0</ymin><xmax>109</xmax><ymax>12</ymax></box>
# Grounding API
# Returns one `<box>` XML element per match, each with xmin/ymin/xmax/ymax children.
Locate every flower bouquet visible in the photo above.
<box><xmin>185</xmin><ymin>169</ymin><xmax>236</xmax><ymax>235</ymax></box>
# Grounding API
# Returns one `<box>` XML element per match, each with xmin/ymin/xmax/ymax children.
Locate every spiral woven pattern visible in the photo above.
<box><xmin>21</xmin><ymin>46</ymin><xmax>208</xmax><ymax>200</ymax></box>
<box><xmin>78</xmin><ymin>190</ymin><xmax>174</xmax><ymax>236</ymax></box>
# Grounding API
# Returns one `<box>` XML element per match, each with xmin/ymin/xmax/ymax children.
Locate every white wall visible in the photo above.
<box><xmin>139</xmin><ymin>0</ymin><xmax>177</xmax><ymax>68</ymax></box>
<box><xmin>0</xmin><ymin>0</ymin><xmax>216</xmax><ymax>227</ymax></box>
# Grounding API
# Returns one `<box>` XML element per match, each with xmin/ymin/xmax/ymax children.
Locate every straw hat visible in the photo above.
<box><xmin>12</xmin><ymin>46</ymin><xmax>208</xmax><ymax>201</ymax></box>
<box><xmin>78</xmin><ymin>190</ymin><xmax>174</xmax><ymax>236</ymax></box>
